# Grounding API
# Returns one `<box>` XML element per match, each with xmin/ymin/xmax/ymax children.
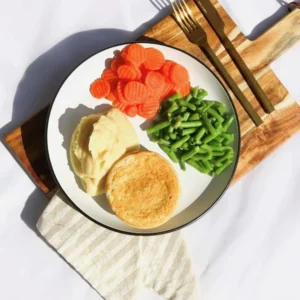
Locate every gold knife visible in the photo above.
<box><xmin>194</xmin><ymin>0</ymin><xmax>275</xmax><ymax>114</ymax></box>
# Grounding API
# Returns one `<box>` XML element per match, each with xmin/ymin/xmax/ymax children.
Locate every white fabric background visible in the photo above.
<box><xmin>0</xmin><ymin>0</ymin><xmax>300</xmax><ymax>299</ymax></box>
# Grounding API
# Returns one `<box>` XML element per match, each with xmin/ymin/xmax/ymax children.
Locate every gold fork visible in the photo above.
<box><xmin>171</xmin><ymin>0</ymin><xmax>263</xmax><ymax>126</ymax></box>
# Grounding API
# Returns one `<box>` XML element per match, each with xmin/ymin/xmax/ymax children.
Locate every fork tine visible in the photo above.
<box><xmin>177</xmin><ymin>0</ymin><xmax>197</xmax><ymax>30</ymax></box>
<box><xmin>180</xmin><ymin>0</ymin><xmax>200</xmax><ymax>29</ymax></box>
<box><xmin>175</xmin><ymin>1</ymin><xmax>194</xmax><ymax>32</ymax></box>
<box><xmin>171</xmin><ymin>1</ymin><xmax>190</xmax><ymax>35</ymax></box>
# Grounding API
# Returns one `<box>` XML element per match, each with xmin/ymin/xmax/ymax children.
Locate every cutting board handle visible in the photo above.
<box><xmin>288</xmin><ymin>2</ymin><xmax>300</xmax><ymax>11</ymax></box>
<box><xmin>242</xmin><ymin>9</ymin><xmax>300</xmax><ymax>68</ymax></box>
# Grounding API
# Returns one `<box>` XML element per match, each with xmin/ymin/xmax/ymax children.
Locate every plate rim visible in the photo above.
<box><xmin>45</xmin><ymin>41</ymin><xmax>241</xmax><ymax>236</ymax></box>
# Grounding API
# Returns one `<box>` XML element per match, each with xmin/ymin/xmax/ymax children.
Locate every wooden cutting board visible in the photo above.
<box><xmin>4</xmin><ymin>0</ymin><xmax>300</xmax><ymax>197</ymax></box>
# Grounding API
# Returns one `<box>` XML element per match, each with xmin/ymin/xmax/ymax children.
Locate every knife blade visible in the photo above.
<box><xmin>194</xmin><ymin>0</ymin><xmax>275</xmax><ymax>114</ymax></box>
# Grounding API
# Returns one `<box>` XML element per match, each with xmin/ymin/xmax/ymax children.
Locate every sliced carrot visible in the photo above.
<box><xmin>110</xmin><ymin>59</ymin><xmax>121</xmax><ymax>71</ymax></box>
<box><xmin>120</xmin><ymin>52</ymin><xmax>130</xmax><ymax>64</ymax></box>
<box><xmin>106</xmin><ymin>88</ymin><xmax>118</xmax><ymax>102</ymax></box>
<box><xmin>169</xmin><ymin>64</ymin><xmax>189</xmax><ymax>86</ymax></box>
<box><xmin>101</xmin><ymin>69</ymin><xmax>118</xmax><ymax>81</ymax></box>
<box><xmin>101</xmin><ymin>69</ymin><xmax>118</xmax><ymax>89</ymax></box>
<box><xmin>90</xmin><ymin>79</ymin><xmax>110</xmax><ymax>99</ymax></box>
<box><xmin>161</xmin><ymin>60</ymin><xmax>176</xmax><ymax>78</ymax></box>
<box><xmin>145</xmin><ymin>71</ymin><xmax>165</xmax><ymax>91</ymax></box>
<box><xmin>125</xmin><ymin>44</ymin><xmax>147</xmax><ymax>67</ymax></box>
<box><xmin>114</xmin><ymin>101</ymin><xmax>127</xmax><ymax>113</ymax></box>
<box><xmin>139</xmin><ymin>67</ymin><xmax>148</xmax><ymax>83</ymax></box>
<box><xmin>125</xmin><ymin>105</ymin><xmax>138</xmax><ymax>117</ymax></box>
<box><xmin>121</xmin><ymin>45</ymin><xmax>130</xmax><ymax>54</ymax></box>
<box><xmin>160</xmin><ymin>80</ymin><xmax>176</xmax><ymax>99</ymax></box>
<box><xmin>133</xmin><ymin>65</ymin><xmax>142</xmax><ymax>80</ymax></box>
<box><xmin>124</xmin><ymin>81</ymin><xmax>148</xmax><ymax>104</ymax></box>
<box><xmin>138</xmin><ymin>100</ymin><xmax>160</xmax><ymax>119</ymax></box>
<box><xmin>117</xmin><ymin>81</ymin><xmax>127</xmax><ymax>103</ymax></box>
<box><xmin>149</xmin><ymin>90</ymin><xmax>162</xmax><ymax>103</ymax></box>
<box><xmin>143</xmin><ymin>48</ymin><xmax>165</xmax><ymax>71</ymax></box>
<box><xmin>117</xmin><ymin>65</ymin><xmax>138</xmax><ymax>80</ymax></box>
<box><xmin>175</xmin><ymin>82</ymin><xmax>191</xmax><ymax>97</ymax></box>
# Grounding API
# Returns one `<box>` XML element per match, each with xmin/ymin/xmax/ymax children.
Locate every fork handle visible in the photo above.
<box><xmin>201</xmin><ymin>44</ymin><xmax>263</xmax><ymax>126</ymax></box>
<box><xmin>222</xmin><ymin>36</ymin><xmax>274</xmax><ymax>114</ymax></box>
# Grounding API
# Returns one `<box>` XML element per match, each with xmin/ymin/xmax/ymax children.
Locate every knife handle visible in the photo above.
<box><xmin>222</xmin><ymin>36</ymin><xmax>275</xmax><ymax>114</ymax></box>
<box><xmin>201</xmin><ymin>44</ymin><xmax>263</xmax><ymax>126</ymax></box>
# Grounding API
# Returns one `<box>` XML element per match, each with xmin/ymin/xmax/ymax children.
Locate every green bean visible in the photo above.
<box><xmin>221</xmin><ymin>133</ymin><xmax>231</xmax><ymax>140</ymax></box>
<box><xmin>197</xmin><ymin>104</ymin><xmax>206</xmax><ymax>112</ymax></box>
<box><xmin>203</xmin><ymin>132</ymin><xmax>221</xmax><ymax>144</ymax></box>
<box><xmin>207</xmin><ymin>108</ymin><xmax>224</xmax><ymax>123</ymax></box>
<box><xmin>178</xmin><ymin>100</ymin><xmax>196</xmax><ymax>111</ymax></box>
<box><xmin>190</xmin><ymin>138</ymin><xmax>196</xmax><ymax>146</ymax></box>
<box><xmin>215</xmin><ymin>136</ymin><xmax>225</xmax><ymax>143</ymax></box>
<box><xmin>195</xmin><ymin>128</ymin><xmax>206</xmax><ymax>143</ymax></box>
<box><xmin>180</xmin><ymin>121</ymin><xmax>202</xmax><ymax>128</ymax></box>
<box><xmin>197</xmin><ymin>89</ymin><xmax>208</xmax><ymax>99</ymax></box>
<box><xmin>213</xmin><ymin>102</ymin><xmax>226</xmax><ymax>115</ymax></box>
<box><xmin>147</xmin><ymin>121</ymin><xmax>170</xmax><ymax>134</ymax></box>
<box><xmin>200</xmin><ymin>144</ymin><xmax>213</xmax><ymax>153</ymax></box>
<box><xmin>192</xmin><ymin>86</ymin><xmax>199</xmax><ymax>98</ymax></box>
<box><xmin>215</xmin><ymin>159</ymin><xmax>233</xmax><ymax>175</ymax></box>
<box><xmin>159</xmin><ymin>145</ymin><xmax>179</xmax><ymax>163</ymax></box>
<box><xmin>209</xmin><ymin>140</ymin><xmax>222</xmax><ymax>147</ymax></box>
<box><xmin>191</xmin><ymin>99</ymin><xmax>203</xmax><ymax>105</ymax></box>
<box><xmin>222</xmin><ymin>116</ymin><xmax>234</xmax><ymax>132</ymax></box>
<box><xmin>188</xmin><ymin>113</ymin><xmax>200</xmax><ymax>121</ymax></box>
<box><xmin>202</xmin><ymin>159</ymin><xmax>212</xmax><ymax>170</ymax></box>
<box><xmin>182</xmin><ymin>142</ymin><xmax>189</xmax><ymax>150</ymax></box>
<box><xmin>169</xmin><ymin>133</ymin><xmax>177</xmax><ymax>140</ymax></box>
<box><xmin>174</xmin><ymin>116</ymin><xmax>183</xmax><ymax>129</ymax></box>
<box><xmin>179</xmin><ymin>160</ymin><xmax>186</xmax><ymax>171</ymax></box>
<box><xmin>168</xmin><ymin>93</ymin><xmax>182</xmax><ymax>102</ymax></box>
<box><xmin>212</xmin><ymin>151</ymin><xmax>225</xmax><ymax>157</ymax></box>
<box><xmin>187</xmin><ymin>159</ymin><xmax>210</xmax><ymax>174</ymax></box>
<box><xmin>167</xmin><ymin>102</ymin><xmax>179</xmax><ymax>114</ymax></box>
<box><xmin>185</xmin><ymin>94</ymin><xmax>193</xmax><ymax>102</ymax></box>
<box><xmin>145</xmin><ymin>86</ymin><xmax>236</xmax><ymax>176</ymax></box>
<box><xmin>158</xmin><ymin>138</ymin><xmax>171</xmax><ymax>146</ymax></box>
<box><xmin>214</xmin><ymin>122</ymin><xmax>223</xmax><ymax>132</ymax></box>
<box><xmin>181</xmin><ymin>147</ymin><xmax>200</xmax><ymax>161</ymax></box>
<box><xmin>182</xmin><ymin>128</ymin><xmax>197</xmax><ymax>136</ymax></box>
<box><xmin>197</xmin><ymin>147</ymin><xmax>207</xmax><ymax>154</ymax></box>
<box><xmin>150</xmin><ymin>135</ymin><xmax>158</xmax><ymax>142</ymax></box>
<box><xmin>183</xmin><ymin>112</ymin><xmax>190</xmax><ymax>121</ymax></box>
<box><xmin>215</xmin><ymin>152</ymin><xmax>234</xmax><ymax>167</ymax></box>
<box><xmin>207</xmin><ymin>144</ymin><xmax>225</xmax><ymax>152</ymax></box>
<box><xmin>168</xmin><ymin>125</ymin><xmax>174</xmax><ymax>133</ymax></box>
<box><xmin>201</xmin><ymin>101</ymin><xmax>215</xmax><ymax>113</ymax></box>
<box><xmin>222</xmin><ymin>146</ymin><xmax>234</xmax><ymax>152</ymax></box>
<box><xmin>193</xmin><ymin>153</ymin><xmax>212</xmax><ymax>161</ymax></box>
<box><xmin>202</xmin><ymin>113</ymin><xmax>217</xmax><ymax>135</ymax></box>
<box><xmin>171</xmin><ymin>135</ymin><xmax>191</xmax><ymax>151</ymax></box>
<box><xmin>224</xmin><ymin>134</ymin><xmax>234</xmax><ymax>145</ymax></box>
<box><xmin>153</xmin><ymin>130</ymin><xmax>160</xmax><ymax>137</ymax></box>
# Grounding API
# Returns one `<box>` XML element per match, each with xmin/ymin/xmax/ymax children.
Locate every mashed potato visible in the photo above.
<box><xmin>69</xmin><ymin>108</ymin><xmax>139</xmax><ymax>196</ymax></box>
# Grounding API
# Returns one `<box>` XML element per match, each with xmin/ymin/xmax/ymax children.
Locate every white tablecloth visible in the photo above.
<box><xmin>1</xmin><ymin>1</ymin><xmax>300</xmax><ymax>299</ymax></box>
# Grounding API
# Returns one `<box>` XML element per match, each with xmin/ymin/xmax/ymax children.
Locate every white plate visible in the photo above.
<box><xmin>46</xmin><ymin>42</ymin><xmax>240</xmax><ymax>235</ymax></box>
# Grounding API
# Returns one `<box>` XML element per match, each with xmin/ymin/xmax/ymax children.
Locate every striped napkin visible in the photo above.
<box><xmin>37</xmin><ymin>190</ymin><xmax>200</xmax><ymax>300</ymax></box>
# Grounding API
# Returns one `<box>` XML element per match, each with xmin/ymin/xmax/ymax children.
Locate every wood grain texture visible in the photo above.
<box><xmin>3</xmin><ymin>0</ymin><xmax>300</xmax><ymax>196</ymax></box>
<box><xmin>4</xmin><ymin>107</ymin><xmax>55</xmax><ymax>194</ymax></box>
